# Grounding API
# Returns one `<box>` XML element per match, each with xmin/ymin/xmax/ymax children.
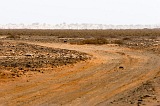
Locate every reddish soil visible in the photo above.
<box><xmin>0</xmin><ymin>39</ymin><xmax>159</xmax><ymax>106</ymax></box>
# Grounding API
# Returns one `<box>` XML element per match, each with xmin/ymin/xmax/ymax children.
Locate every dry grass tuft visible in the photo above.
<box><xmin>6</xmin><ymin>35</ymin><xmax>20</xmax><ymax>39</ymax></box>
<box><xmin>79</xmin><ymin>38</ymin><xmax>109</xmax><ymax>45</ymax></box>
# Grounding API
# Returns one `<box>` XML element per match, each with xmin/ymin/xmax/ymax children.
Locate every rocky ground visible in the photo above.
<box><xmin>0</xmin><ymin>41</ymin><xmax>91</xmax><ymax>79</ymax></box>
<box><xmin>108</xmin><ymin>72</ymin><xmax>160</xmax><ymax>106</ymax></box>
<box><xmin>0</xmin><ymin>34</ymin><xmax>160</xmax><ymax>106</ymax></box>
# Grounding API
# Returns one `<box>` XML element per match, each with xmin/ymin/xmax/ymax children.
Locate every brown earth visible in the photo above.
<box><xmin>0</xmin><ymin>40</ymin><xmax>160</xmax><ymax>106</ymax></box>
<box><xmin>0</xmin><ymin>41</ymin><xmax>90</xmax><ymax>80</ymax></box>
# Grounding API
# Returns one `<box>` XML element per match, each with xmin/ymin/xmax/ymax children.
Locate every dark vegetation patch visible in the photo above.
<box><xmin>71</xmin><ymin>38</ymin><xmax>109</xmax><ymax>45</ymax></box>
<box><xmin>6</xmin><ymin>34</ymin><xmax>20</xmax><ymax>39</ymax></box>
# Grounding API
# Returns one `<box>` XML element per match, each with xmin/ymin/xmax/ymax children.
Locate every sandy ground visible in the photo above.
<box><xmin>0</xmin><ymin>41</ymin><xmax>160</xmax><ymax>106</ymax></box>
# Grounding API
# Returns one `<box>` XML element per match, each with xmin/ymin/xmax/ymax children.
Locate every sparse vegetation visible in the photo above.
<box><xmin>113</xmin><ymin>40</ymin><xmax>124</xmax><ymax>45</ymax></box>
<box><xmin>74</xmin><ymin>38</ymin><xmax>109</xmax><ymax>45</ymax></box>
<box><xmin>0</xmin><ymin>29</ymin><xmax>160</xmax><ymax>106</ymax></box>
<box><xmin>0</xmin><ymin>29</ymin><xmax>159</xmax><ymax>45</ymax></box>
<box><xmin>6</xmin><ymin>35</ymin><xmax>20</xmax><ymax>39</ymax></box>
<box><xmin>0</xmin><ymin>29</ymin><xmax>160</xmax><ymax>38</ymax></box>
<box><xmin>122</xmin><ymin>37</ymin><xmax>131</xmax><ymax>40</ymax></box>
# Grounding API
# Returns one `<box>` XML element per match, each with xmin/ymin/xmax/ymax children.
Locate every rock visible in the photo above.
<box><xmin>25</xmin><ymin>53</ymin><xmax>33</xmax><ymax>57</ymax></box>
<box><xmin>119</xmin><ymin>66</ymin><xmax>124</xmax><ymax>69</ymax></box>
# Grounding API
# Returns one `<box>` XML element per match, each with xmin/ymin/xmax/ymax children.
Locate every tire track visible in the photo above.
<box><xmin>0</xmin><ymin>42</ymin><xmax>160</xmax><ymax>106</ymax></box>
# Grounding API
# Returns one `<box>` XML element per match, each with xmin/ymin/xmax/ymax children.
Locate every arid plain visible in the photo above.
<box><xmin>0</xmin><ymin>29</ymin><xmax>160</xmax><ymax>106</ymax></box>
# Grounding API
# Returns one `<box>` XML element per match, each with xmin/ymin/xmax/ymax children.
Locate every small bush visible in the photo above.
<box><xmin>123</xmin><ymin>37</ymin><xmax>131</xmax><ymax>40</ymax></box>
<box><xmin>6</xmin><ymin>35</ymin><xmax>20</xmax><ymax>39</ymax></box>
<box><xmin>149</xmin><ymin>36</ymin><xmax>157</xmax><ymax>39</ymax></box>
<box><xmin>79</xmin><ymin>38</ymin><xmax>109</xmax><ymax>45</ymax></box>
<box><xmin>113</xmin><ymin>40</ymin><xmax>124</xmax><ymax>45</ymax></box>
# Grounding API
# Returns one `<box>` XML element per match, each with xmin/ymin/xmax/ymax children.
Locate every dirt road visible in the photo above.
<box><xmin>0</xmin><ymin>41</ymin><xmax>160</xmax><ymax>106</ymax></box>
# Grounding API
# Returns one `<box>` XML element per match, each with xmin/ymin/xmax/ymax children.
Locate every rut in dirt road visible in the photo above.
<box><xmin>0</xmin><ymin>42</ymin><xmax>160</xmax><ymax>106</ymax></box>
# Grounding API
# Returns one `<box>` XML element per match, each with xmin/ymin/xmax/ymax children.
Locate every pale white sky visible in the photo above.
<box><xmin>0</xmin><ymin>0</ymin><xmax>160</xmax><ymax>25</ymax></box>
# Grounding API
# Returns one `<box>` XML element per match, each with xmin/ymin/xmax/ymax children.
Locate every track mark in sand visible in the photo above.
<box><xmin>0</xmin><ymin>41</ymin><xmax>160</xmax><ymax>106</ymax></box>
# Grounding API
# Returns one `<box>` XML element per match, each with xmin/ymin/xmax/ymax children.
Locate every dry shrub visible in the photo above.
<box><xmin>6</xmin><ymin>35</ymin><xmax>20</xmax><ymax>39</ymax></box>
<box><xmin>79</xmin><ymin>38</ymin><xmax>109</xmax><ymax>45</ymax></box>
<box><xmin>149</xmin><ymin>36</ymin><xmax>157</xmax><ymax>39</ymax></box>
<box><xmin>123</xmin><ymin>37</ymin><xmax>131</xmax><ymax>40</ymax></box>
<box><xmin>113</xmin><ymin>40</ymin><xmax>124</xmax><ymax>45</ymax></box>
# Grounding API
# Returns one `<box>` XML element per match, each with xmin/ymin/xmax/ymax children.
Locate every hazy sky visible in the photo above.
<box><xmin>0</xmin><ymin>0</ymin><xmax>160</xmax><ymax>25</ymax></box>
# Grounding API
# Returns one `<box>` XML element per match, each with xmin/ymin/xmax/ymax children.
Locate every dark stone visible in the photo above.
<box><xmin>119</xmin><ymin>66</ymin><xmax>124</xmax><ymax>69</ymax></box>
